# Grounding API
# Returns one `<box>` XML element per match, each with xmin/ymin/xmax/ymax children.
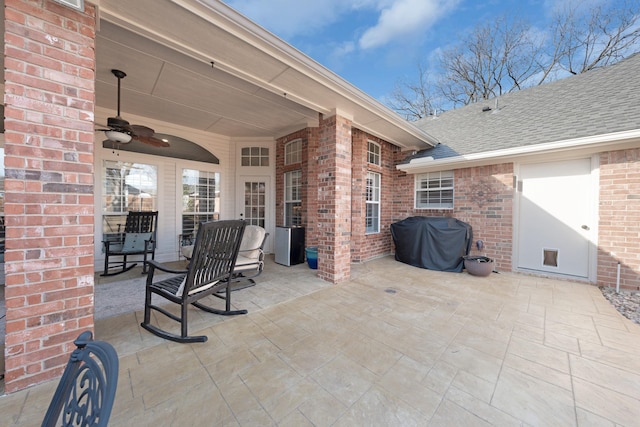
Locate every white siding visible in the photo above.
<box><xmin>93</xmin><ymin>112</ymin><xmax>234</xmax><ymax>271</ymax></box>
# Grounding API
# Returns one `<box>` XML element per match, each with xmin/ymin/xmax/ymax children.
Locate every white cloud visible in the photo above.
<box><xmin>358</xmin><ymin>0</ymin><xmax>461</xmax><ymax>50</ymax></box>
<box><xmin>225</xmin><ymin>0</ymin><xmax>374</xmax><ymax>38</ymax></box>
<box><xmin>225</xmin><ymin>0</ymin><xmax>462</xmax><ymax>55</ymax></box>
<box><xmin>333</xmin><ymin>41</ymin><xmax>356</xmax><ymax>57</ymax></box>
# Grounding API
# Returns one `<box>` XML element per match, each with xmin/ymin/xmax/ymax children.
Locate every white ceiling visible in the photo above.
<box><xmin>94</xmin><ymin>0</ymin><xmax>436</xmax><ymax>149</ymax></box>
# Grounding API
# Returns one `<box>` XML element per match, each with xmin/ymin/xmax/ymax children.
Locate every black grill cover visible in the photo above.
<box><xmin>391</xmin><ymin>216</ymin><xmax>472</xmax><ymax>272</ymax></box>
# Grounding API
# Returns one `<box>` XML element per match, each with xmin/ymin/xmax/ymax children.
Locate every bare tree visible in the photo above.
<box><xmin>387</xmin><ymin>62</ymin><xmax>439</xmax><ymax>120</ymax></box>
<box><xmin>436</xmin><ymin>16</ymin><xmax>542</xmax><ymax>107</ymax></box>
<box><xmin>549</xmin><ymin>0</ymin><xmax>640</xmax><ymax>76</ymax></box>
<box><xmin>388</xmin><ymin>1</ymin><xmax>640</xmax><ymax>117</ymax></box>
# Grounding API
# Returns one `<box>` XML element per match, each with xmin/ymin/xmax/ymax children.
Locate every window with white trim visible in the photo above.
<box><xmin>284</xmin><ymin>139</ymin><xmax>302</xmax><ymax>165</ymax></box>
<box><xmin>102</xmin><ymin>160</ymin><xmax>158</xmax><ymax>236</ymax></box>
<box><xmin>241</xmin><ymin>147</ymin><xmax>269</xmax><ymax>166</ymax></box>
<box><xmin>284</xmin><ymin>170</ymin><xmax>302</xmax><ymax>227</ymax></box>
<box><xmin>367</xmin><ymin>141</ymin><xmax>381</xmax><ymax>165</ymax></box>
<box><xmin>415</xmin><ymin>171</ymin><xmax>454</xmax><ymax>209</ymax></box>
<box><xmin>366</xmin><ymin>171</ymin><xmax>380</xmax><ymax>233</ymax></box>
<box><xmin>181</xmin><ymin>169</ymin><xmax>220</xmax><ymax>237</ymax></box>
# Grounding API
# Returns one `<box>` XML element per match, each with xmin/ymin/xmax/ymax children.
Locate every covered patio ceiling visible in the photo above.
<box><xmin>93</xmin><ymin>0</ymin><xmax>436</xmax><ymax>150</ymax></box>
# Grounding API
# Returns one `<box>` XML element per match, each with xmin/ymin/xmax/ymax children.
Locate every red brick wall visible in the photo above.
<box><xmin>306</xmin><ymin>126</ymin><xmax>320</xmax><ymax>246</ymax></box>
<box><xmin>598</xmin><ymin>148</ymin><xmax>640</xmax><ymax>290</ymax></box>
<box><xmin>351</xmin><ymin>129</ymin><xmax>400</xmax><ymax>262</ymax></box>
<box><xmin>316</xmin><ymin>114</ymin><xmax>352</xmax><ymax>282</ymax></box>
<box><xmin>451</xmin><ymin>165</ymin><xmax>514</xmax><ymax>270</ymax></box>
<box><xmin>276</xmin><ymin>128</ymin><xmax>639</xmax><ymax>290</ymax></box>
<box><xmin>393</xmin><ymin>163</ymin><xmax>514</xmax><ymax>272</ymax></box>
<box><xmin>3</xmin><ymin>0</ymin><xmax>96</xmax><ymax>393</ymax></box>
<box><xmin>275</xmin><ymin>126</ymin><xmax>319</xmax><ymax>246</ymax></box>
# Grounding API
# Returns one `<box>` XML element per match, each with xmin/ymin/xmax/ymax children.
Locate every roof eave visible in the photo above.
<box><xmin>397</xmin><ymin>129</ymin><xmax>640</xmax><ymax>174</ymax></box>
<box><xmin>175</xmin><ymin>0</ymin><xmax>437</xmax><ymax>148</ymax></box>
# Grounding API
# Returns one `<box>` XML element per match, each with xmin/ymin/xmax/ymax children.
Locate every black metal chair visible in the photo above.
<box><xmin>42</xmin><ymin>331</ymin><xmax>119</xmax><ymax>427</ymax></box>
<box><xmin>141</xmin><ymin>219</ymin><xmax>247</xmax><ymax>343</ymax></box>
<box><xmin>180</xmin><ymin>224</ymin><xmax>268</xmax><ymax>291</ymax></box>
<box><xmin>101</xmin><ymin>211</ymin><xmax>158</xmax><ymax>276</ymax></box>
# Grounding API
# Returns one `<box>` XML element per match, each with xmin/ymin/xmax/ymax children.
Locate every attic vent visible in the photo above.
<box><xmin>482</xmin><ymin>106</ymin><xmax>491</xmax><ymax>112</ymax></box>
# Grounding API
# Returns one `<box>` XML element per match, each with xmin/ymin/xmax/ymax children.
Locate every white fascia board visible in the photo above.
<box><xmin>397</xmin><ymin>129</ymin><xmax>640</xmax><ymax>174</ymax></box>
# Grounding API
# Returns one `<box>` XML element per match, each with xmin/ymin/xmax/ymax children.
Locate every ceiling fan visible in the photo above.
<box><xmin>96</xmin><ymin>69</ymin><xmax>169</xmax><ymax>148</ymax></box>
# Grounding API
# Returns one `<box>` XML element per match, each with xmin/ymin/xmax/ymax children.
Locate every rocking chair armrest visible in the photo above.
<box><xmin>102</xmin><ymin>233</ymin><xmax>124</xmax><ymax>249</ymax></box>
<box><xmin>238</xmin><ymin>247</ymin><xmax>263</xmax><ymax>255</ymax></box>
<box><xmin>146</xmin><ymin>259</ymin><xmax>188</xmax><ymax>275</ymax></box>
<box><xmin>103</xmin><ymin>240</ymin><xmax>117</xmax><ymax>251</ymax></box>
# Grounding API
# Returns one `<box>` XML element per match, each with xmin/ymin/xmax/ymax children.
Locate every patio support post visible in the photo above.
<box><xmin>2</xmin><ymin>0</ymin><xmax>97</xmax><ymax>393</ymax></box>
<box><xmin>316</xmin><ymin>112</ymin><xmax>352</xmax><ymax>283</ymax></box>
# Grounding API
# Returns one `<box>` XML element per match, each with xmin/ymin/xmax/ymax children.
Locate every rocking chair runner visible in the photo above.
<box><xmin>42</xmin><ymin>331</ymin><xmax>119</xmax><ymax>427</ymax></box>
<box><xmin>101</xmin><ymin>211</ymin><xmax>158</xmax><ymax>277</ymax></box>
<box><xmin>141</xmin><ymin>219</ymin><xmax>247</xmax><ymax>343</ymax></box>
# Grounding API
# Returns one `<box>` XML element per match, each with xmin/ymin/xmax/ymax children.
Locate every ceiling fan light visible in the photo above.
<box><xmin>105</xmin><ymin>130</ymin><xmax>132</xmax><ymax>143</ymax></box>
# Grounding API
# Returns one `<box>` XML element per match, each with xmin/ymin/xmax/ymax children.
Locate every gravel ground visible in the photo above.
<box><xmin>601</xmin><ymin>287</ymin><xmax>640</xmax><ymax>325</ymax></box>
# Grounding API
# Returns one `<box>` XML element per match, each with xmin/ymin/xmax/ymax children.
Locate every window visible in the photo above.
<box><xmin>181</xmin><ymin>169</ymin><xmax>220</xmax><ymax>237</ymax></box>
<box><xmin>367</xmin><ymin>141</ymin><xmax>381</xmax><ymax>165</ymax></box>
<box><xmin>241</xmin><ymin>147</ymin><xmax>269</xmax><ymax>167</ymax></box>
<box><xmin>284</xmin><ymin>139</ymin><xmax>302</xmax><ymax>165</ymax></box>
<box><xmin>102</xmin><ymin>160</ymin><xmax>157</xmax><ymax>235</ymax></box>
<box><xmin>415</xmin><ymin>171</ymin><xmax>454</xmax><ymax>209</ymax></box>
<box><xmin>366</xmin><ymin>171</ymin><xmax>380</xmax><ymax>234</ymax></box>
<box><xmin>243</xmin><ymin>181</ymin><xmax>266</xmax><ymax>227</ymax></box>
<box><xmin>284</xmin><ymin>170</ymin><xmax>302</xmax><ymax>227</ymax></box>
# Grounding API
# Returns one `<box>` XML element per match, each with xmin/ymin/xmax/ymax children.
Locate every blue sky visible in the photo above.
<box><xmin>223</xmin><ymin>0</ymin><xmax>595</xmax><ymax>103</ymax></box>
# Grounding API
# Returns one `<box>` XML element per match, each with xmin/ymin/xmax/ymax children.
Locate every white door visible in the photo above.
<box><xmin>237</xmin><ymin>176</ymin><xmax>272</xmax><ymax>251</ymax></box>
<box><xmin>517</xmin><ymin>158</ymin><xmax>594</xmax><ymax>278</ymax></box>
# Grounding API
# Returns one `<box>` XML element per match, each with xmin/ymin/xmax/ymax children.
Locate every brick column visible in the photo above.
<box><xmin>317</xmin><ymin>113</ymin><xmax>352</xmax><ymax>283</ymax></box>
<box><xmin>3</xmin><ymin>0</ymin><xmax>97</xmax><ymax>393</ymax></box>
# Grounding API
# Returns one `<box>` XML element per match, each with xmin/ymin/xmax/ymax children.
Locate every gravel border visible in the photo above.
<box><xmin>600</xmin><ymin>287</ymin><xmax>640</xmax><ymax>326</ymax></box>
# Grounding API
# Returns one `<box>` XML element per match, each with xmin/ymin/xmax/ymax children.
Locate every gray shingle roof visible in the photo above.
<box><xmin>408</xmin><ymin>53</ymin><xmax>640</xmax><ymax>162</ymax></box>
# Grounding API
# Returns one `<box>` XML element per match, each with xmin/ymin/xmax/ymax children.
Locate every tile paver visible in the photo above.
<box><xmin>2</xmin><ymin>255</ymin><xmax>640</xmax><ymax>426</ymax></box>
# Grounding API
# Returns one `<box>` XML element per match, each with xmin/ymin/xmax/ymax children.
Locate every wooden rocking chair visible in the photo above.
<box><xmin>42</xmin><ymin>331</ymin><xmax>119</xmax><ymax>427</ymax></box>
<box><xmin>141</xmin><ymin>219</ymin><xmax>247</xmax><ymax>343</ymax></box>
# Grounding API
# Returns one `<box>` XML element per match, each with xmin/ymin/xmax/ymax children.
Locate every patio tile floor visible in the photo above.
<box><xmin>3</xmin><ymin>255</ymin><xmax>640</xmax><ymax>426</ymax></box>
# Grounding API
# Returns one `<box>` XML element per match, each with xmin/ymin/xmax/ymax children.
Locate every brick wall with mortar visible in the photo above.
<box><xmin>598</xmin><ymin>148</ymin><xmax>640</xmax><ymax>290</ymax></box>
<box><xmin>277</xmin><ymin>130</ymin><xmax>639</xmax><ymax>289</ymax></box>
<box><xmin>3</xmin><ymin>0</ymin><xmax>96</xmax><ymax>393</ymax></box>
<box><xmin>393</xmin><ymin>162</ymin><xmax>515</xmax><ymax>272</ymax></box>
<box><xmin>351</xmin><ymin>129</ymin><xmax>401</xmax><ymax>262</ymax></box>
<box><xmin>316</xmin><ymin>114</ymin><xmax>352</xmax><ymax>283</ymax></box>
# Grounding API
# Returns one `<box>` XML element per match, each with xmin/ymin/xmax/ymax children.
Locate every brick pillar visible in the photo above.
<box><xmin>317</xmin><ymin>113</ymin><xmax>352</xmax><ymax>283</ymax></box>
<box><xmin>3</xmin><ymin>0</ymin><xmax>97</xmax><ymax>393</ymax></box>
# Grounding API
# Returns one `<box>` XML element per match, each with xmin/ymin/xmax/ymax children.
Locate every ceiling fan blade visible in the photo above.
<box><xmin>134</xmin><ymin>134</ymin><xmax>170</xmax><ymax>148</ymax></box>
<box><xmin>130</xmin><ymin>124</ymin><xmax>155</xmax><ymax>137</ymax></box>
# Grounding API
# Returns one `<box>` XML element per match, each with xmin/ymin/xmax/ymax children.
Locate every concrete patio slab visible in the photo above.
<box><xmin>2</xmin><ymin>255</ymin><xmax>640</xmax><ymax>426</ymax></box>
